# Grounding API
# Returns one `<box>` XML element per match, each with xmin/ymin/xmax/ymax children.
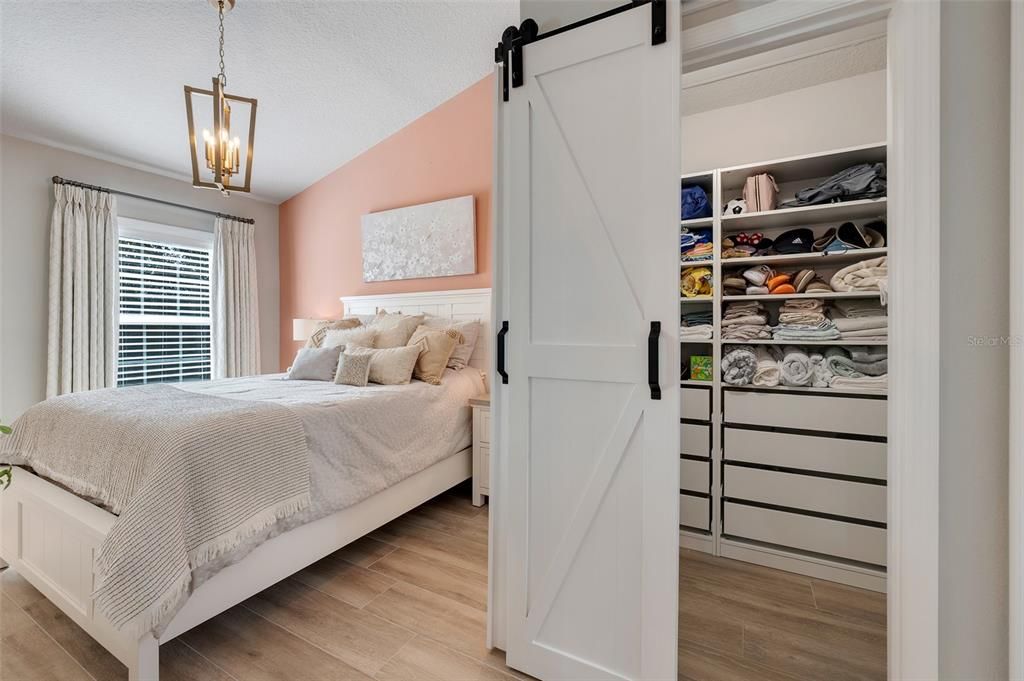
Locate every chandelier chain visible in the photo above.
<box><xmin>217</xmin><ymin>0</ymin><xmax>227</xmax><ymax>87</ymax></box>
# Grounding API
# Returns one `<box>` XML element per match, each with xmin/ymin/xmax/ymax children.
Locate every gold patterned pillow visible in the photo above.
<box><xmin>305</xmin><ymin>318</ymin><xmax>362</xmax><ymax>348</ymax></box>
<box><xmin>407</xmin><ymin>325</ymin><xmax>462</xmax><ymax>385</ymax></box>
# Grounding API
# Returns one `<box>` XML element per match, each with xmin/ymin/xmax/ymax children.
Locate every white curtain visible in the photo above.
<box><xmin>212</xmin><ymin>217</ymin><xmax>260</xmax><ymax>378</ymax></box>
<box><xmin>46</xmin><ymin>184</ymin><xmax>118</xmax><ymax>397</ymax></box>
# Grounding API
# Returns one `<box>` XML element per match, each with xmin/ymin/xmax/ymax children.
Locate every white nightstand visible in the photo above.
<box><xmin>470</xmin><ymin>395</ymin><xmax>490</xmax><ymax>506</ymax></box>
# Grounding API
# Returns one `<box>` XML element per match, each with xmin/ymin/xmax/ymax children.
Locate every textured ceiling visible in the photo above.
<box><xmin>682</xmin><ymin>36</ymin><xmax>887</xmax><ymax>116</ymax></box>
<box><xmin>0</xmin><ymin>0</ymin><xmax>517</xmax><ymax>203</ymax></box>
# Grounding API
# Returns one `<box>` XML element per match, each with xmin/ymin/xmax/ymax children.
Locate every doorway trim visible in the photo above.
<box><xmin>1009</xmin><ymin>1</ymin><xmax>1023</xmax><ymax>677</ymax></box>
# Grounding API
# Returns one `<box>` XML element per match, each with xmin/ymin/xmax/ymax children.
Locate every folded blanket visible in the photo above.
<box><xmin>833</xmin><ymin>315</ymin><xmax>888</xmax><ymax>332</ymax></box>
<box><xmin>773</xmin><ymin>319</ymin><xmax>841</xmax><ymax>341</ymax></box>
<box><xmin>724</xmin><ymin>301</ymin><xmax>764</xmax><ymax>315</ymax></box>
<box><xmin>781</xmin><ymin>298</ymin><xmax>825</xmax><ymax>312</ymax></box>
<box><xmin>779</xmin><ymin>311</ymin><xmax>826</xmax><ymax>325</ymax></box>
<box><xmin>825</xmin><ymin>347</ymin><xmax>888</xmax><ymax>377</ymax></box>
<box><xmin>780</xmin><ymin>347</ymin><xmax>814</xmax><ymax>386</ymax></box>
<box><xmin>723</xmin><ymin>324</ymin><xmax>772</xmax><ymax>340</ymax></box>
<box><xmin>830</xmin><ymin>374</ymin><xmax>888</xmax><ymax>391</ymax></box>
<box><xmin>722</xmin><ymin>314</ymin><xmax>768</xmax><ymax>327</ymax></box>
<box><xmin>1</xmin><ymin>385</ymin><xmax>311</xmax><ymax>636</ymax></box>
<box><xmin>839</xmin><ymin>328</ymin><xmax>888</xmax><ymax>339</ymax></box>
<box><xmin>680</xmin><ymin>324</ymin><xmax>714</xmax><ymax>340</ymax></box>
<box><xmin>830</xmin><ymin>256</ymin><xmax>888</xmax><ymax>301</ymax></box>
<box><xmin>833</xmin><ymin>299</ymin><xmax>887</xmax><ymax>318</ymax></box>
<box><xmin>722</xmin><ymin>346</ymin><xmax>758</xmax><ymax>386</ymax></box>
<box><xmin>752</xmin><ymin>346</ymin><xmax>781</xmax><ymax>386</ymax></box>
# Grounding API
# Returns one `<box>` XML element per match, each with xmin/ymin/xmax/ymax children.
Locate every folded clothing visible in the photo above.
<box><xmin>681</xmin><ymin>266</ymin><xmax>713</xmax><ymax>298</ymax></box>
<box><xmin>682</xmin><ymin>310</ymin><xmax>713</xmax><ymax>326</ymax></box>
<box><xmin>722</xmin><ymin>345</ymin><xmax>758</xmax><ymax>386</ymax></box>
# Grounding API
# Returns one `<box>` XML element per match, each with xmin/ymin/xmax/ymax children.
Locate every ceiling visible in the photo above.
<box><xmin>1</xmin><ymin>0</ymin><xmax>517</xmax><ymax>203</ymax></box>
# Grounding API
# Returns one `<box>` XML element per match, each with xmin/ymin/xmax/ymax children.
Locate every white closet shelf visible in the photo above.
<box><xmin>681</xmin><ymin>258</ymin><xmax>716</xmax><ymax>266</ymax></box>
<box><xmin>722</xmin><ymin>339</ymin><xmax>887</xmax><ymax>346</ymax></box>
<box><xmin>722</xmin><ymin>291</ymin><xmax>882</xmax><ymax>302</ymax></box>
<box><xmin>680</xmin><ymin>296</ymin><xmax>714</xmax><ymax>303</ymax></box>
<box><xmin>718</xmin><ymin>142</ymin><xmax>887</xmax><ymax>190</ymax></box>
<box><xmin>720</xmin><ymin>198</ymin><xmax>887</xmax><ymax>232</ymax></box>
<box><xmin>722</xmin><ymin>383</ymin><xmax>887</xmax><ymax>397</ymax></box>
<box><xmin>680</xmin><ymin>379</ymin><xmax>713</xmax><ymax>387</ymax></box>
<box><xmin>681</xmin><ymin>218</ymin><xmax>713</xmax><ymax>229</ymax></box>
<box><xmin>680</xmin><ymin>338</ymin><xmax>714</xmax><ymax>344</ymax></box>
<box><xmin>721</xmin><ymin>248</ymin><xmax>887</xmax><ymax>268</ymax></box>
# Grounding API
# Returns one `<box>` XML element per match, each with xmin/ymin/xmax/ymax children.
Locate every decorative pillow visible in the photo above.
<box><xmin>423</xmin><ymin>317</ymin><xmax>481</xmax><ymax>370</ymax></box>
<box><xmin>407</xmin><ymin>325</ymin><xmax>461</xmax><ymax>385</ymax></box>
<box><xmin>346</xmin><ymin>344</ymin><xmax>422</xmax><ymax>385</ymax></box>
<box><xmin>306</xmin><ymin>318</ymin><xmax>361</xmax><ymax>348</ymax></box>
<box><xmin>287</xmin><ymin>345</ymin><xmax>344</xmax><ymax>381</ymax></box>
<box><xmin>334</xmin><ymin>351</ymin><xmax>373</xmax><ymax>387</ymax></box>
<box><xmin>368</xmin><ymin>311</ymin><xmax>426</xmax><ymax>348</ymax></box>
<box><xmin>323</xmin><ymin>326</ymin><xmax>377</xmax><ymax>349</ymax></box>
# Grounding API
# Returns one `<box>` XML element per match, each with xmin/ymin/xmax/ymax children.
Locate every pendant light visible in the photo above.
<box><xmin>184</xmin><ymin>0</ymin><xmax>257</xmax><ymax>195</ymax></box>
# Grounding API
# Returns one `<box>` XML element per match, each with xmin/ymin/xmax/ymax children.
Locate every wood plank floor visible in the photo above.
<box><xmin>0</xmin><ymin>483</ymin><xmax>884</xmax><ymax>681</ymax></box>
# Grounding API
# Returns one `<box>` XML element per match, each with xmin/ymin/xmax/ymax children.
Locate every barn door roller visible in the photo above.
<box><xmin>494</xmin><ymin>0</ymin><xmax>666</xmax><ymax>102</ymax></box>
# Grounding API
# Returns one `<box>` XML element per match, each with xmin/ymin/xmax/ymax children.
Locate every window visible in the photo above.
<box><xmin>117</xmin><ymin>219</ymin><xmax>214</xmax><ymax>386</ymax></box>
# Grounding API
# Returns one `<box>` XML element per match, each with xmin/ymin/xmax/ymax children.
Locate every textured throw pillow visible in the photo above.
<box><xmin>334</xmin><ymin>351</ymin><xmax>372</xmax><ymax>387</ymax></box>
<box><xmin>323</xmin><ymin>326</ymin><xmax>377</xmax><ymax>350</ymax></box>
<box><xmin>423</xmin><ymin>317</ymin><xmax>481</xmax><ymax>370</ymax></box>
<box><xmin>347</xmin><ymin>344</ymin><xmax>422</xmax><ymax>385</ymax></box>
<box><xmin>368</xmin><ymin>311</ymin><xmax>426</xmax><ymax>348</ymax></box>
<box><xmin>305</xmin><ymin>318</ymin><xmax>362</xmax><ymax>348</ymax></box>
<box><xmin>287</xmin><ymin>345</ymin><xmax>344</xmax><ymax>381</ymax></box>
<box><xmin>407</xmin><ymin>325</ymin><xmax>461</xmax><ymax>385</ymax></box>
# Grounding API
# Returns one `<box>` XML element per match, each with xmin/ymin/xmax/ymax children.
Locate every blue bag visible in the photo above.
<box><xmin>681</xmin><ymin>185</ymin><xmax>712</xmax><ymax>220</ymax></box>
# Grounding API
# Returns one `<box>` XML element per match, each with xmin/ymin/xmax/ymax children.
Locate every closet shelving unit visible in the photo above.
<box><xmin>679</xmin><ymin>142</ymin><xmax>889</xmax><ymax>591</ymax></box>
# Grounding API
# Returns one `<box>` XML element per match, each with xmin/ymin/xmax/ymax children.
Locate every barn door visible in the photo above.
<box><xmin>503</xmin><ymin>2</ymin><xmax>680</xmax><ymax>679</ymax></box>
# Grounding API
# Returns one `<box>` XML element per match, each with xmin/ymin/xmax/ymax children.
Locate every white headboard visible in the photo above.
<box><xmin>340</xmin><ymin>288</ymin><xmax>491</xmax><ymax>386</ymax></box>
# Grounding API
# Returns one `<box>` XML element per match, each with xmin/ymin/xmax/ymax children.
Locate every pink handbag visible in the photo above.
<box><xmin>742</xmin><ymin>173</ymin><xmax>779</xmax><ymax>212</ymax></box>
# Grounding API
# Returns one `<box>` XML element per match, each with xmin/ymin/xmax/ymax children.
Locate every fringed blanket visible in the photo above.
<box><xmin>0</xmin><ymin>384</ymin><xmax>310</xmax><ymax>637</ymax></box>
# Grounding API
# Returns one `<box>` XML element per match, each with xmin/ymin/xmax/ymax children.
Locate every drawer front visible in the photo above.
<box><xmin>680</xmin><ymin>494</ymin><xmax>710</xmax><ymax>531</ymax></box>
<box><xmin>478</xmin><ymin>409</ymin><xmax>491</xmax><ymax>445</ymax></box>
<box><xmin>479</xmin><ymin>445</ymin><xmax>490</xmax><ymax>492</ymax></box>
<box><xmin>680</xmin><ymin>459</ymin><xmax>711</xmax><ymax>495</ymax></box>
<box><xmin>724</xmin><ymin>465</ymin><xmax>885</xmax><ymax>523</ymax></box>
<box><xmin>680</xmin><ymin>423</ymin><xmax>711</xmax><ymax>459</ymax></box>
<box><xmin>724</xmin><ymin>502</ymin><xmax>886</xmax><ymax>566</ymax></box>
<box><xmin>681</xmin><ymin>386</ymin><xmax>711</xmax><ymax>422</ymax></box>
<box><xmin>724</xmin><ymin>390</ymin><xmax>886</xmax><ymax>436</ymax></box>
<box><xmin>724</xmin><ymin>427</ymin><xmax>886</xmax><ymax>479</ymax></box>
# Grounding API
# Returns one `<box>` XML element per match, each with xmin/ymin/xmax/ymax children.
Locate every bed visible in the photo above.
<box><xmin>0</xmin><ymin>288</ymin><xmax>491</xmax><ymax>681</ymax></box>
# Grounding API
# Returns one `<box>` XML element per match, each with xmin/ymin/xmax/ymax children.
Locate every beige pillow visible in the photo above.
<box><xmin>407</xmin><ymin>325</ymin><xmax>461</xmax><ymax>385</ymax></box>
<box><xmin>347</xmin><ymin>344</ymin><xmax>421</xmax><ymax>385</ymax></box>
<box><xmin>422</xmin><ymin>317</ymin><xmax>481</xmax><ymax>370</ymax></box>
<box><xmin>368</xmin><ymin>311</ymin><xmax>426</xmax><ymax>348</ymax></box>
<box><xmin>323</xmin><ymin>326</ymin><xmax>377</xmax><ymax>350</ymax></box>
<box><xmin>305</xmin><ymin>318</ymin><xmax>361</xmax><ymax>348</ymax></box>
<box><xmin>334</xmin><ymin>351</ymin><xmax>372</xmax><ymax>387</ymax></box>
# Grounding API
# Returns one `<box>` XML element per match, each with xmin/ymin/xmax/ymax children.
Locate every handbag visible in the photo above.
<box><xmin>742</xmin><ymin>173</ymin><xmax>778</xmax><ymax>212</ymax></box>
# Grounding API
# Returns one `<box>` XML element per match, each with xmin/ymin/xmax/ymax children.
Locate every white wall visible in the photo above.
<box><xmin>0</xmin><ymin>135</ymin><xmax>280</xmax><ymax>420</ymax></box>
<box><xmin>938</xmin><ymin>1</ymin><xmax>1010</xmax><ymax>677</ymax></box>
<box><xmin>681</xmin><ymin>70</ymin><xmax>887</xmax><ymax>172</ymax></box>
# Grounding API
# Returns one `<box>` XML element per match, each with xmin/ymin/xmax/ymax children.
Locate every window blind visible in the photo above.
<box><xmin>117</xmin><ymin>236</ymin><xmax>212</xmax><ymax>386</ymax></box>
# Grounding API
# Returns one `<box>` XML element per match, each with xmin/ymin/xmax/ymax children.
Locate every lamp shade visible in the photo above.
<box><xmin>293</xmin><ymin>318</ymin><xmax>322</xmax><ymax>342</ymax></box>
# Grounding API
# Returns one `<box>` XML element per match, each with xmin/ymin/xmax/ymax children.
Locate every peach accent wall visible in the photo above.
<box><xmin>278</xmin><ymin>76</ymin><xmax>493</xmax><ymax>369</ymax></box>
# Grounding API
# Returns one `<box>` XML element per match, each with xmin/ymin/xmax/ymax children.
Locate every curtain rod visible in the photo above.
<box><xmin>51</xmin><ymin>176</ymin><xmax>256</xmax><ymax>225</ymax></box>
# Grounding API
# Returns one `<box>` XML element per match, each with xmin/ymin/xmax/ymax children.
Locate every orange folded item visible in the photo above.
<box><xmin>770</xmin><ymin>284</ymin><xmax>796</xmax><ymax>295</ymax></box>
<box><xmin>766</xmin><ymin>273</ymin><xmax>792</xmax><ymax>291</ymax></box>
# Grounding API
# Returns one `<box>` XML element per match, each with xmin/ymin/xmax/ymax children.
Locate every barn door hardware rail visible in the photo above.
<box><xmin>493</xmin><ymin>0</ymin><xmax>666</xmax><ymax>102</ymax></box>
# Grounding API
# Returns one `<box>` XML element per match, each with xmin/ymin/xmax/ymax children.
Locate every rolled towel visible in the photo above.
<box><xmin>809</xmin><ymin>352</ymin><xmax>833</xmax><ymax>388</ymax></box>
<box><xmin>722</xmin><ymin>345</ymin><xmax>758</xmax><ymax>386</ymax></box>
<box><xmin>780</xmin><ymin>346</ymin><xmax>814</xmax><ymax>386</ymax></box>
<box><xmin>752</xmin><ymin>346</ymin><xmax>781</xmax><ymax>386</ymax></box>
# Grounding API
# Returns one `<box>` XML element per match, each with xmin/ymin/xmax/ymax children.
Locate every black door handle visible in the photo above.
<box><xmin>648</xmin><ymin>321</ymin><xmax>661</xmax><ymax>400</ymax></box>
<box><xmin>497</xmin><ymin>321</ymin><xmax>509</xmax><ymax>384</ymax></box>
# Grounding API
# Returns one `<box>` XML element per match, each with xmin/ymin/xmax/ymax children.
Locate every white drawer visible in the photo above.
<box><xmin>724</xmin><ymin>390</ymin><xmax>886</xmax><ymax>437</ymax></box>
<box><xmin>478</xmin><ymin>409</ymin><xmax>491</xmax><ymax>444</ymax></box>
<box><xmin>724</xmin><ymin>427</ymin><xmax>886</xmax><ymax>480</ymax></box>
<box><xmin>724</xmin><ymin>501</ymin><xmax>886</xmax><ymax>566</ymax></box>
<box><xmin>479</xmin><ymin>445</ymin><xmax>490</xmax><ymax>493</ymax></box>
<box><xmin>680</xmin><ymin>423</ymin><xmax>711</xmax><ymax>459</ymax></box>
<box><xmin>680</xmin><ymin>494</ymin><xmax>710</xmax><ymax>531</ymax></box>
<box><xmin>680</xmin><ymin>458</ymin><xmax>710</xmax><ymax>495</ymax></box>
<box><xmin>681</xmin><ymin>386</ymin><xmax>711</xmax><ymax>422</ymax></box>
<box><xmin>724</xmin><ymin>465</ymin><xmax>885</xmax><ymax>523</ymax></box>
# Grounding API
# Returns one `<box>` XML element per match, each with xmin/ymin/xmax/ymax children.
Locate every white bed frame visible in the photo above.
<box><xmin>0</xmin><ymin>288</ymin><xmax>491</xmax><ymax>681</ymax></box>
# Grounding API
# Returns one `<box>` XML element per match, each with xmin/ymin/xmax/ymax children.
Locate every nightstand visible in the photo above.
<box><xmin>470</xmin><ymin>395</ymin><xmax>490</xmax><ymax>507</ymax></box>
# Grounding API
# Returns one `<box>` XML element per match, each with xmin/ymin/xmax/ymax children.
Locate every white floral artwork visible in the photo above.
<box><xmin>361</xmin><ymin>195</ymin><xmax>476</xmax><ymax>282</ymax></box>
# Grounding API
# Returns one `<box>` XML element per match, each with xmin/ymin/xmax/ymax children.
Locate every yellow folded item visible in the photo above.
<box><xmin>680</xmin><ymin>267</ymin><xmax>713</xmax><ymax>298</ymax></box>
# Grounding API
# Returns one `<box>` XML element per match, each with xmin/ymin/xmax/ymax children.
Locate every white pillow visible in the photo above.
<box><xmin>323</xmin><ymin>326</ymin><xmax>377</xmax><ymax>349</ymax></box>
<box><xmin>287</xmin><ymin>345</ymin><xmax>344</xmax><ymax>381</ymax></box>
<box><xmin>346</xmin><ymin>344</ymin><xmax>421</xmax><ymax>385</ymax></box>
<box><xmin>367</xmin><ymin>311</ymin><xmax>426</xmax><ymax>348</ymax></box>
<box><xmin>422</xmin><ymin>317</ymin><xmax>481</xmax><ymax>370</ymax></box>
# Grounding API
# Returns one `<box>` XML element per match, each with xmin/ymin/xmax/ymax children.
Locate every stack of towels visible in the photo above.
<box><xmin>825</xmin><ymin>346</ymin><xmax>888</xmax><ymax>391</ymax></box>
<box><xmin>680</xmin><ymin>309</ymin><xmax>713</xmax><ymax>341</ymax></box>
<box><xmin>771</xmin><ymin>299</ymin><xmax>840</xmax><ymax>341</ymax></box>
<box><xmin>721</xmin><ymin>301</ymin><xmax>771</xmax><ymax>340</ymax></box>
<box><xmin>831</xmin><ymin>299</ymin><xmax>888</xmax><ymax>341</ymax></box>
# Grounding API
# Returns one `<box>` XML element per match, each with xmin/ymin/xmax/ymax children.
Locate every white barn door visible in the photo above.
<box><xmin>503</xmin><ymin>2</ymin><xmax>680</xmax><ymax>679</ymax></box>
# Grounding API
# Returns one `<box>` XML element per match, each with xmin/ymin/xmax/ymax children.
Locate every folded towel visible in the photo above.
<box><xmin>780</xmin><ymin>346</ymin><xmax>814</xmax><ymax>386</ymax></box>
<box><xmin>779</xmin><ymin>311</ymin><xmax>827</xmax><ymax>325</ymax></box>
<box><xmin>680</xmin><ymin>325</ymin><xmax>714</xmax><ymax>340</ymax></box>
<box><xmin>824</xmin><ymin>346</ymin><xmax>888</xmax><ymax>377</ymax></box>
<box><xmin>773</xmin><ymin>319</ymin><xmax>841</xmax><ymax>341</ymax></box>
<box><xmin>781</xmin><ymin>298</ymin><xmax>825</xmax><ymax>312</ymax></box>
<box><xmin>839</xmin><ymin>329</ymin><xmax>888</xmax><ymax>339</ymax></box>
<box><xmin>833</xmin><ymin>315</ymin><xmax>888</xmax><ymax>332</ymax></box>
<box><xmin>722</xmin><ymin>314</ymin><xmax>768</xmax><ymax>327</ymax></box>
<box><xmin>830</xmin><ymin>256</ymin><xmax>888</xmax><ymax>301</ymax></box>
<box><xmin>833</xmin><ymin>299</ymin><xmax>887</xmax><ymax>318</ymax></box>
<box><xmin>722</xmin><ymin>325</ymin><xmax>772</xmax><ymax>341</ymax></box>
<box><xmin>752</xmin><ymin>346</ymin><xmax>781</xmax><ymax>386</ymax></box>
<box><xmin>830</xmin><ymin>374</ymin><xmax>888</xmax><ymax>391</ymax></box>
<box><xmin>722</xmin><ymin>346</ymin><xmax>758</xmax><ymax>386</ymax></box>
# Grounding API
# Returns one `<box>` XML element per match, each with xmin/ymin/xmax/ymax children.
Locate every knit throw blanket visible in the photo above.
<box><xmin>1</xmin><ymin>384</ymin><xmax>311</xmax><ymax>636</ymax></box>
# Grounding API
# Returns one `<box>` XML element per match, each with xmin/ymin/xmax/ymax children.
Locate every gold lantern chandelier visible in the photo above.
<box><xmin>184</xmin><ymin>0</ymin><xmax>257</xmax><ymax>195</ymax></box>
